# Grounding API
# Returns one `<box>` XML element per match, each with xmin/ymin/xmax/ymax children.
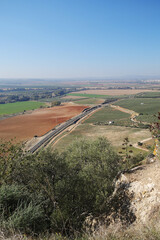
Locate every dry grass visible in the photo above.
<box><xmin>85</xmin><ymin>221</ymin><xmax>160</xmax><ymax>240</ymax></box>
<box><xmin>54</xmin><ymin>124</ymin><xmax>151</xmax><ymax>153</ymax></box>
<box><xmin>2</xmin><ymin>222</ymin><xmax>160</xmax><ymax>239</ymax></box>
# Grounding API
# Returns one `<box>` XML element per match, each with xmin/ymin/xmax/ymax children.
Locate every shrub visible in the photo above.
<box><xmin>0</xmin><ymin>138</ymin><xmax>121</xmax><ymax>235</ymax></box>
<box><xmin>0</xmin><ymin>185</ymin><xmax>47</xmax><ymax>234</ymax></box>
<box><xmin>51</xmin><ymin>101</ymin><xmax>61</xmax><ymax>107</ymax></box>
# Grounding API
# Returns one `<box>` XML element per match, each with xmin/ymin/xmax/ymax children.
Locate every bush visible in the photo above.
<box><xmin>51</xmin><ymin>101</ymin><xmax>61</xmax><ymax>107</ymax></box>
<box><xmin>2</xmin><ymin>201</ymin><xmax>46</xmax><ymax>234</ymax></box>
<box><xmin>0</xmin><ymin>138</ymin><xmax>121</xmax><ymax>235</ymax></box>
<box><xmin>0</xmin><ymin>185</ymin><xmax>47</xmax><ymax>234</ymax></box>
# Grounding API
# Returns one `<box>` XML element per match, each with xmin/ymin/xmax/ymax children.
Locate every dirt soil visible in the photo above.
<box><xmin>72</xmin><ymin>89</ymin><xmax>158</xmax><ymax>95</ymax></box>
<box><xmin>0</xmin><ymin>105</ymin><xmax>87</xmax><ymax>142</ymax></box>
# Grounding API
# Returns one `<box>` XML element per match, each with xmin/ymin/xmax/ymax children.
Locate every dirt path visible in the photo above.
<box><xmin>133</xmin><ymin>137</ymin><xmax>153</xmax><ymax>152</ymax></box>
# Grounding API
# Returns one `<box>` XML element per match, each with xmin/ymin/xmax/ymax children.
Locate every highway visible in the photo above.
<box><xmin>29</xmin><ymin>104</ymin><xmax>104</xmax><ymax>153</ymax></box>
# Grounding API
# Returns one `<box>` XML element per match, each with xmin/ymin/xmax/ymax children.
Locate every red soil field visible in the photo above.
<box><xmin>0</xmin><ymin>105</ymin><xmax>87</xmax><ymax>142</ymax></box>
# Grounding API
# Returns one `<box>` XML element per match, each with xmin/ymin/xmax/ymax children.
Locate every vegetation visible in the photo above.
<box><xmin>0</xmin><ymin>101</ymin><xmax>45</xmax><ymax>115</ymax></box>
<box><xmin>0</xmin><ymin>86</ymin><xmax>78</xmax><ymax>104</ymax></box>
<box><xmin>0</xmin><ymin>137</ymin><xmax>145</xmax><ymax>238</ymax></box>
<box><xmin>51</xmin><ymin>100</ymin><xmax>61</xmax><ymax>106</ymax></box>
<box><xmin>68</xmin><ymin>93</ymin><xmax>128</xmax><ymax>99</ymax></box>
<box><xmin>54</xmin><ymin>122</ymin><xmax>151</xmax><ymax>156</ymax></box>
<box><xmin>114</xmin><ymin>98</ymin><xmax>160</xmax><ymax>115</ymax></box>
<box><xmin>150</xmin><ymin>112</ymin><xmax>160</xmax><ymax>141</ymax></box>
<box><xmin>135</xmin><ymin>91</ymin><xmax>160</xmax><ymax>98</ymax></box>
<box><xmin>136</xmin><ymin>114</ymin><xmax>157</xmax><ymax>124</ymax></box>
<box><xmin>68</xmin><ymin>93</ymin><xmax>109</xmax><ymax>98</ymax></box>
<box><xmin>84</xmin><ymin>106</ymin><xmax>130</xmax><ymax>124</ymax></box>
<box><xmin>0</xmin><ymin>138</ymin><xmax>121</xmax><ymax>235</ymax></box>
<box><xmin>114</xmin><ymin>98</ymin><xmax>160</xmax><ymax>124</ymax></box>
<box><xmin>83</xmin><ymin>106</ymin><xmax>147</xmax><ymax>128</ymax></box>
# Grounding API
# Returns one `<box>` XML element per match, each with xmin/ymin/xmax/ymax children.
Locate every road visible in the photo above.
<box><xmin>28</xmin><ymin>104</ymin><xmax>105</xmax><ymax>153</ymax></box>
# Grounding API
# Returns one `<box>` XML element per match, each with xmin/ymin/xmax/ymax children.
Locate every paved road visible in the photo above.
<box><xmin>29</xmin><ymin>104</ymin><xmax>103</xmax><ymax>153</ymax></box>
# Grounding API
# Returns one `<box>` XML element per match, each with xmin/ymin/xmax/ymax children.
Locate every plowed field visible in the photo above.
<box><xmin>0</xmin><ymin>105</ymin><xmax>87</xmax><ymax>142</ymax></box>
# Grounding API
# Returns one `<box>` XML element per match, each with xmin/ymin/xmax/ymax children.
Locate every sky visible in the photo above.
<box><xmin>0</xmin><ymin>0</ymin><xmax>160</xmax><ymax>79</ymax></box>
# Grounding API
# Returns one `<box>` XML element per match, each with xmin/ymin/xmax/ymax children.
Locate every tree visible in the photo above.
<box><xmin>51</xmin><ymin>100</ymin><xmax>61</xmax><ymax>107</ymax></box>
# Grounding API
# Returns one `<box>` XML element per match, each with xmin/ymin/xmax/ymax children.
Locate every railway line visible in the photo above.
<box><xmin>29</xmin><ymin>103</ymin><xmax>105</xmax><ymax>153</ymax></box>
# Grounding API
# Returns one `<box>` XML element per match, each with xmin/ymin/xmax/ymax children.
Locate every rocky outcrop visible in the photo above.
<box><xmin>85</xmin><ymin>158</ymin><xmax>160</xmax><ymax>232</ymax></box>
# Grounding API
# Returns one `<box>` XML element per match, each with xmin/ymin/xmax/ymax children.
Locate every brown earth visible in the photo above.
<box><xmin>0</xmin><ymin>105</ymin><xmax>87</xmax><ymax>142</ymax></box>
<box><xmin>72</xmin><ymin>89</ymin><xmax>159</xmax><ymax>95</ymax></box>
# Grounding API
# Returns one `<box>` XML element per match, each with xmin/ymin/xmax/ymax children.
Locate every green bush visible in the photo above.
<box><xmin>0</xmin><ymin>138</ymin><xmax>121</xmax><ymax>235</ymax></box>
<box><xmin>2</xmin><ymin>201</ymin><xmax>46</xmax><ymax>234</ymax></box>
<box><xmin>0</xmin><ymin>185</ymin><xmax>48</xmax><ymax>234</ymax></box>
<box><xmin>0</xmin><ymin>184</ymin><xmax>31</xmax><ymax>217</ymax></box>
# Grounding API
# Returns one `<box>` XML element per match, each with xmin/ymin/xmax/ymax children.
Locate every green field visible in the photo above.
<box><xmin>84</xmin><ymin>106</ymin><xmax>130</xmax><ymax>124</ymax></box>
<box><xmin>0</xmin><ymin>101</ymin><xmax>45</xmax><ymax>115</ymax></box>
<box><xmin>135</xmin><ymin>91</ymin><xmax>160</xmax><ymax>98</ymax></box>
<box><xmin>68</xmin><ymin>93</ymin><xmax>108</xmax><ymax>98</ymax></box>
<box><xmin>136</xmin><ymin>114</ymin><xmax>157</xmax><ymax>123</ymax></box>
<box><xmin>114</xmin><ymin>98</ymin><xmax>160</xmax><ymax>115</ymax></box>
<box><xmin>68</xmin><ymin>93</ymin><xmax>129</xmax><ymax>99</ymax></box>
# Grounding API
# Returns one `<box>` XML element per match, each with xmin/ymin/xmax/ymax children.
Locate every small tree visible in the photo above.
<box><xmin>150</xmin><ymin>112</ymin><xmax>160</xmax><ymax>141</ymax></box>
<box><xmin>150</xmin><ymin>112</ymin><xmax>160</xmax><ymax>156</ymax></box>
<box><xmin>51</xmin><ymin>101</ymin><xmax>61</xmax><ymax>107</ymax></box>
<box><xmin>119</xmin><ymin>137</ymin><xmax>134</xmax><ymax>169</ymax></box>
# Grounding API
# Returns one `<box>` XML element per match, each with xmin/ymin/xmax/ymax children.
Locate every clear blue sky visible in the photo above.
<box><xmin>0</xmin><ymin>0</ymin><xmax>160</xmax><ymax>79</ymax></box>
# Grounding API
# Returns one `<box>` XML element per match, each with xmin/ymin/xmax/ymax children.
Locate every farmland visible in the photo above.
<box><xmin>74</xmin><ymin>98</ymin><xmax>104</xmax><ymax>105</ymax></box>
<box><xmin>114</xmin><ymin>98</ymin><xmax>160</xmax><ymax>115</ymax></box>
<box><xmin>0</xmin><ymin>101</ymin><xmax>45</xmax><ymax>115</ymax></box>
<box><xmin>136</xmin><ymin>91</ymin><xmax>160</xmax><ymax>98</ymax></box>
<box><xmin>84</xmin><ymin>106</ymin><xmax>130</xmax><ymax>124</ymax></box>
<box><xmin>0</xmin><ymin>104</ymin><xmax>87</xmax><ymax>141</ymax></box>
<box><xmin>68</xmin><ymin>93</ymin><xmax>109</xmax><ymax>98</ymax></box>
<box><xmin>70</xmin><ymin>89</ymin><xmax>158</xmax><ymax>96</ymax></box>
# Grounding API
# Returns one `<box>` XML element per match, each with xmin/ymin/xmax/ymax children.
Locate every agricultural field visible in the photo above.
<box><xmin>62</xmin><ymin>95</ymin><xmax>87</xmax><ymax>99</ymax></box>
<box><xmin>114</xmin><ymin>98</ymin><xmax>160</xmax><ymax>115</ymax></box>
<box><xmin>0</xmin><ymin>104</ymin><xmax>87</xmax><ymax>141</ymax></box>
<box><xmin>136</xmin><ymin>91</ymin><xmax>160</xmax><ymax>98</ymax></box>
<box><xmin>74</xmin><ymin>98</ymin><xmax>104</xmax><ymax>105</ymax></box>
<box><xmin>70</xmin><ymin>89</ymin><xmax>158</xmax><ymax>96</ymax></box>
<box><xmin>84</xmin><ymin>106</ymin><xmax>130</xmax><ymax>124</ymax></box>
<box><xmin>136</xmin><ymin>114</ymin><xmax>157</xmax><ymax>124</ymax></box>
<box><xmin>0</xmin><ymin>101</ymin><xmax>45</xmax><ymax>115</ymax></box>
<box><xmin>68</xmin><ymin>93</ymin><xmax>109</xmax><ymax>98</ymax></box>
<box><xmin>114</xmin><ymin>98</ymin><xmax>160</xmax><ymax>123</ymax></box>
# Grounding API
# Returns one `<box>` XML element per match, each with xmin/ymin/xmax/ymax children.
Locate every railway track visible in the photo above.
<box><xmin>29</xmin><ymin>104</ymin><xmax>104</xmax><ymax>153</ymax></box>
